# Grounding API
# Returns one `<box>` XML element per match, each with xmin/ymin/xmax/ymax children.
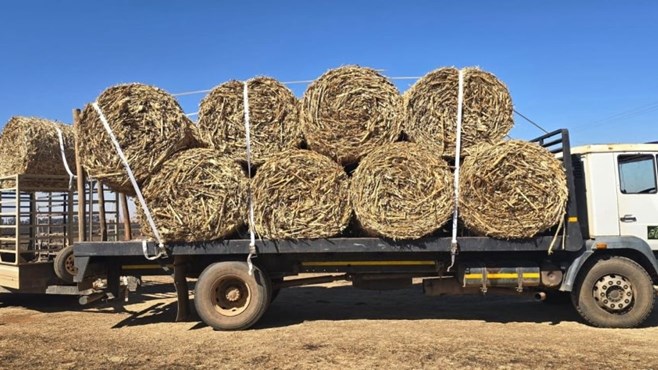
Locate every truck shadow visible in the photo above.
<box><xmin>253</xmin><ymin>285</ymin><xmax>587</xmax><ymax>329</ymax></box>
<box><xmin>252</xmin><ymin>284</ymin><xmax>658</xmax><ymax>329</ymax></box>
<box><xmin>4</xmin><ymin>282</ymin><xmax>658</xmax><ymax>329</ymax></box>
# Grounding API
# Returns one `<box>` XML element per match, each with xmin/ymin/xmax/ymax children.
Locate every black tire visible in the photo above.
<box><xmin>194</xmin><ymin>261</ymin><xmax>271</xmax><ymax>330</ymax></box>
<box><xmin>53</xmin><ymin>245</ymin><xmax>77</xmax><ymax>284</ymax></box>
<box><xmin>572</xmin><ymin>256</ymin><xmax>655</xmax><ymax>328</ymax></box>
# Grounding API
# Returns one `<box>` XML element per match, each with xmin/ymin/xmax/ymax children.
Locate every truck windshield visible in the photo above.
<box><xmin>618</xmin><ymin>154</ymin><xmax>657</xmax><ymax>194</ymax></box>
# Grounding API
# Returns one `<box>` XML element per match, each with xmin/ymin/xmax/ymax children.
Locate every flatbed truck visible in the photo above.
<box><xmin>72</xmin><ymin>129</ymin><xmax>658</xmax><ymax>330</ymax></box>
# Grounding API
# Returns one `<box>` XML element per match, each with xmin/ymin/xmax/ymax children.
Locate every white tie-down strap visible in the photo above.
<box><xmin>448</xmin><ymin>69</ymin><xmax>465</xmax><ymax>271</ymax></box>
<box><xmin>55</xmin><ymin>126</ymin><xmax>77</xmax><ymax>189</ymax></box>
<box><xmin>243</xmin><ymin>81</ymin><xmax>257</xmax><ymax>275</ymax></box>
<box><xmin>91</xmin><ymin>102</ymin><xmax>166</xmax><ymax>260</ymax></box>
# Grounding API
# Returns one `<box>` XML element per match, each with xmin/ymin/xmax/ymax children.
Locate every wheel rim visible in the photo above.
<box><xmin>592</xmin><ymin>273</ymin><xmax>634</xmax><ymax>312</ymax></box>
<box><xmin>211</xmin><ymin>276</ymin><xmax>251</xmax><ymax>317</ymax></box>
<box><xmin>65</xmin><ymin>254</ymin><xmax>77</xmax><ymax>276</ymax></box>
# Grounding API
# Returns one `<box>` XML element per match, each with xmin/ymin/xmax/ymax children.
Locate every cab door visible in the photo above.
<box><xmin>616</xmin><ymin>153</ymin><xmax>658</xmax><ymax>250</ymax></box>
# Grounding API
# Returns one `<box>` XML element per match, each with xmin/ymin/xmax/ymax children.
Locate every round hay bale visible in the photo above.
<box><xmin>138</xmin><ymin>148</ymin><xmax>248</xmax><ymax>243</ymax></box>
<box><xmin>252</xmin><ymin>150</ymin><xmax>351</xmax><ymax>239</ymax></box>
<box><xmin>0</xmin><ymin>116</ymin><xmax>75</xmax><ymax>188</ymax></box>
<box><xmin>404</xmin><ymin>67</ymin><xmax>514</xmax><ymax>157</ymax></box>
<box><xmin>78</xmin><ymin>83</ymin><xmax>198</xmax><ymax>195</ymax></box>
<box><xmin>197</xmin><ymin>77</ymin><xmax>302</xmax><ymax>164</ymax></box>
<box><xmin>301</xmin><ymin>66</ymin><xmax>403</xmax><ymax>165</ymax></box>
<box><xmin>459</xmin><ymin>140</ymin><xmax>568</xmax><ymax>239</ymax></box>
<box><xmin>350</xmin><ymin>142</ymin><xmax>453</xmax><ymax>239</ymax></box>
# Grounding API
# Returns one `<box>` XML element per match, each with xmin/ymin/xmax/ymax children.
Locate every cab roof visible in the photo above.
<box><xmin>571</xmin><ymin>144</ymin><xmax>658</xmax><ymax>155</ymax></box>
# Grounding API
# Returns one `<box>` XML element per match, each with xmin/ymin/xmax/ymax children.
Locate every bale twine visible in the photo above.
<box><xmin>459</xmin><ymin>140</ymin><xmax>568</xmax><ymax>239</ymax></box>
<box><xmin>78</xmin><ymin>83</ymin><xmax>198</xmax><ymax>195</ymax></box>
<box><xmin>301</xmin><ymin>66</ymin><xmax>403</xmax><ymax>165</ymax></box>
<box><xmin>197</xmin><ymin>77</ymin><xmax>302</xmax><ymax>164</ymax></box>
<box><xmin>350</xmin><ymin>142</ymin><xmax>453</xmax><ymax>239</ymax></box>
<box><xmin>0</xmin><ymin>116</ymin><xmax>75</xmax><ymax>188</ymax></box>
<box><xmin>404</xmin><ymin>67</ymin><xmax>514</xmax><ymax>157</ymax></box>
<box><xmin>252</xmin><ymin>150</ymin><xmax>351</xmax><ymax>239</ymax></box>
<box><xmin>138</xmin><ymin>148</ymin><xmax>248</xmax><ymax>243</ymax></box>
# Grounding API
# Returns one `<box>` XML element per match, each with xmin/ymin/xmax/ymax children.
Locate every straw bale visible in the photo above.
<box><xmin>197</xmin><ymin>77</ymin><xmax>302</xmax><ymax>164</ymax></box>
<box><xmin>78</xmin><ymin>83</ymin><xmax>198</xmax><ymax>195</ymax></box>
<box><xmin>404</xmin><ymin>67</ymin><xmax>514</xmax><ymax>157</ymax></box>
<box><xmin>301</xmin><ymin>66</ymin><xmax>403</xmax><ymax>165</ymax></box>
<box><xmin>138</xmin><ymin>148</ymin><xmax>248</xmax><ymax>243</ymax></box>
<box><xmin>0</xmin><ymin>116</ymin><xmax>75</xmax><ymax>188</ymax></box>
<box><xmin>350</xmin><ymin>142</ymin><xmax>453</xmax><ymax>239</ymax></box>
<box><xmin>252</xmin><ymin>150</ymin><xmax>351</xmax><ymax>239</ymax></box>
<box><xmin>459</xmin><ymin>140</ymin><xmax>568</xmax><ymax>239</ymax></box>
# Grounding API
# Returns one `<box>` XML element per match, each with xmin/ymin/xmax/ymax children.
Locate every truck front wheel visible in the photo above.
<box><xmin>572</xmin><ymin>256</ymin><xmax>655</xmax><ymax>328</ymax></box>
<box><xmin>194</xmin><ymin>261</ymin><xmax>272</xmax><ymax>330</ymax></box>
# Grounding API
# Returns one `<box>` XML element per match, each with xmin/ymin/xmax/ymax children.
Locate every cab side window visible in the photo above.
<box><xmin>618</xmin><ymin>154</ymin><xmax>657</xmax><ymax>194</ymax></box>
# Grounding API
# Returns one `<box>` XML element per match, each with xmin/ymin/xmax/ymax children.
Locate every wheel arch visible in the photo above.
<box><xmin>561</xmin><ymin>236</ymin><xmax>658</xmax><ymax>291</ymax></box>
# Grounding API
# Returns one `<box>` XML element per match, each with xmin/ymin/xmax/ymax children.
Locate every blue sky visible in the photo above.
<box><xmin>0</xmin><ymin>1</ymin><xmax>656</xmax><ymax>145</ymax></box>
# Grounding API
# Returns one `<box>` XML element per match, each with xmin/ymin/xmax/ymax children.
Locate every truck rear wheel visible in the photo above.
<box><xmin>194</xmin><ymin>261</ymin><xmax>271</xmax><ymax>330</ymax></box>
<box><xmin>572</xmin><ymin>256</ymin><xmax>654</xmax><ymax>328</ymax></box>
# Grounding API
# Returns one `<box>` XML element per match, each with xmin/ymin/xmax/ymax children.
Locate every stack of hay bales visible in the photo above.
<box><xmin>72</xmin><ymin>65</ymin><xmax>566</xmax><ymax>243</ymax></box>
<box><xmin>402</xmin><ymin>66</ymin><xmax>566</xmax><ymax>239</ymax></box>
<box><xmin>0</xmin><ymin>116</ymin><xmax>76</xmax><ymax>189</ymax></box>
<box><xmin>246</xmin><ymin>66</ymin><xmax>404</xmax><ymax>240</ymax></box>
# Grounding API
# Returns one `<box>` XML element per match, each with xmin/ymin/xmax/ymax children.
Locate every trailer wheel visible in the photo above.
<box><xmin>572</xmin><ymin>256</ymin><xmax>655</xmax><ymax>328</ymax></box>
<box><xmin>194</xmin><ymin>261</ymin><xmax>271</xmax><ymax>330</ymax></box>
<box><xmin>54</xmin><ymin>245</ymin><xmax>77</xmax><ymax>284</ymax></box>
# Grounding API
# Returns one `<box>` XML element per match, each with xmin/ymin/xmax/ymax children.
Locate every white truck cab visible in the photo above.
<box><xmin>572</xmin><ymin>144</ymin><xmax>658</xmax><ymax>251</ymax></box>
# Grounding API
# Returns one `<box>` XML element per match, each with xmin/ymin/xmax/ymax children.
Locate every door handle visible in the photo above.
<box><xmin>620</xmin><ymin>214</ymin><xmax>637</xmax><ymax>222</ymax></box>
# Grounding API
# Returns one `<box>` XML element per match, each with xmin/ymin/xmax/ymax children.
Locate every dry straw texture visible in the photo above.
<box><xmin>459</xmin><ymin>140</ymin><xmax>568</xmax><ymax>239</ymax></box>
<box><xmin>404</xmin><ymin>67</ymin><xmax>514</xmax><ymax>157</ymax></box>
<box><xmin>138</xmin><ymin>148</ymin><xmax>248</xmax><ymax>243</ymax></box>
<box><xmin>252</xmin><ymin>150</ymin><xmax>351</xmax><ymax>239</ymax></box>
<box><xmin>301</xmin><ymin>66</ymin><xmax>403</xmax><ymax>165</ymax></box>
<box><xmin>350</xmin><ymin>142</ymin><xmax>453</xmax><ymax>239</ymax></box>
<box><xmin>78</xmin><ymin>83</ymin><xmax>198</xmax><ymax>195</ymax></box>
<box><xmin>197</xmin><ymin>77</ymin><xmax>302</xmax><ymax>164</ymax></box>
<box><xmin>0</xmin><ymin>116</ymin><xmax>75</xmax><ymax>188</ymax></box>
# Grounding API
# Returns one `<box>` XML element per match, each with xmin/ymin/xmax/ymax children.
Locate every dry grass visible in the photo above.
<box><xmin>459</xmin><ymin>140</ymin><xmax>568</xmax><ymax>239</ymax></box>
<box><xmin>0</xmin><ymin>116</ymin><xmax>75</xmax><ymax>188</ymax></box>
<box><xmin>252</xmin><ymin>149</ymin><xmax>351</xmax><ymax>239</ymax></box>
<box><xmin>197</xmin><ymin>77</ymin><xmax>302</xmax><ymax>164</ymax></box>
<box><xmin>301</xmin><ymin>65</ymin><xmax>403</xmax><ymax>165</ymax></box>
<box><xmin>77</xmin><ymin>83</ymin><xmax>199</xmax><ymax>195</ymax></box>
<box><xmin>350</xmin><ymin>142</ymin><xmax>453</xmax><ymax>239</ymax></box>
<box><xmin>138</xmin><ymin>148</ymin><xmax>248</xmax><ymax>243</ymax></box>
<box><xmin>404</xmin><ymin>67</ymin><xmax>514</xmax><ymax>157</ymax></box>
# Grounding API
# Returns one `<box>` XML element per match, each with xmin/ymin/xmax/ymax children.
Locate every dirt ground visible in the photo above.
<box><xmin>1</xmin><ymin>276</ymin><xmax>658</xmax><ymax>369</ymax></box>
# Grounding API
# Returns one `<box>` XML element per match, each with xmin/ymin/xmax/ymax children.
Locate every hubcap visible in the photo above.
<box><xmin>212</xmin><ymin>277</ymin><xmax>251</xmax><ymax>317</ymax></box>
<box><xmin>593</xmin><ymin>274</ymin><xmax>634</xmax><ymax>312</ymax></box>
<box><xmin>65</xmin><ymin>254</ymin><xmax>77</xmax><ymax>276</ymax></box>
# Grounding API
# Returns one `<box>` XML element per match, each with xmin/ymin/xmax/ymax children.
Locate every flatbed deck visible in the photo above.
<box><xmin>74</xmin><ymin>234</ymin><xmax>581</xmax><ymax>257</ymax></box>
